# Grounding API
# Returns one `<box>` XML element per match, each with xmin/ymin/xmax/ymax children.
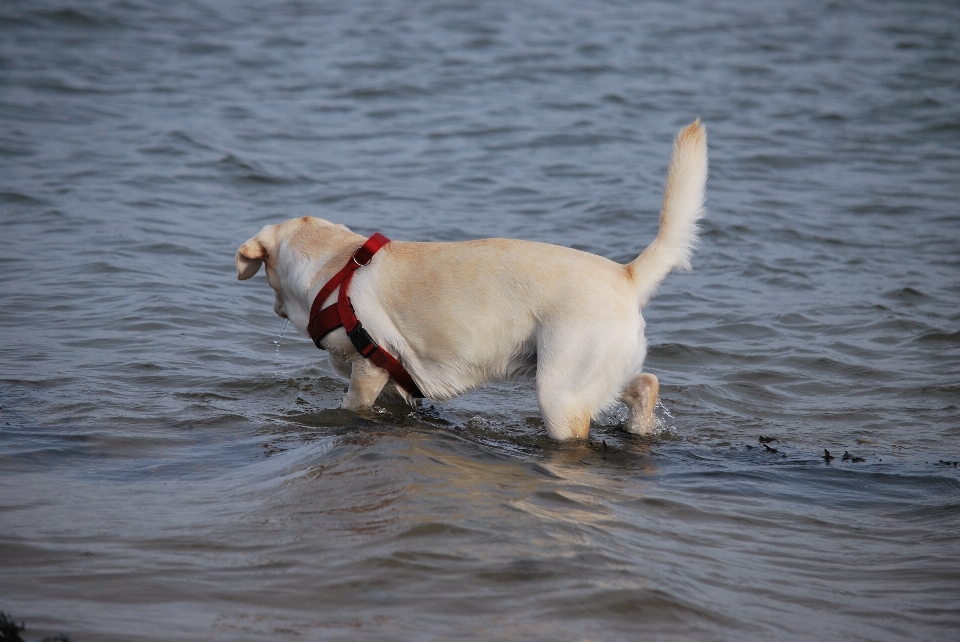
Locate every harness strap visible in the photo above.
<box><xmin>306</xmin><ymin>233</ymin><xmax>424</xmax><ymax>399</ymax></box>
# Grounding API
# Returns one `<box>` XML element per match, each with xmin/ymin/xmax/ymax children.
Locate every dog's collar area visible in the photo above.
<box><xmin>307</xmin><ymin>233</ymin><xmax>424</xmax><ymax>399</ymax></box>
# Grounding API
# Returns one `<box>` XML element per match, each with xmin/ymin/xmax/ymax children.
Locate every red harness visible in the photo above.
<box><xmin>306</xmin><ymin>233</ymin><xmax>424</xmax><ymax>399</ymax></box>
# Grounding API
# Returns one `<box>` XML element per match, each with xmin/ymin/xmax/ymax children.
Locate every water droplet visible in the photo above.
<box><xmin>274</xmin><ymin>319</ymin><xmax>290</xmax><ymax>377</ymax></box>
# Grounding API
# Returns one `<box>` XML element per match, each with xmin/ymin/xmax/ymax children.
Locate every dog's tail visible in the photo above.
<box><xmin>628</xmin><ymin>119</ymin><xmax>707</xmax><ymax>307</ymax></box>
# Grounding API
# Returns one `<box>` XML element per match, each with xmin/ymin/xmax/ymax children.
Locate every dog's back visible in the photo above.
<box><xmin>348</xmin><ymin>237</ymin><xmax>635</xmax><ymax>398</ymax></box>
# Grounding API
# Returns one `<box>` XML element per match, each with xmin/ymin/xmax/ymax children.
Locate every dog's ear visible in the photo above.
<box><xmin>236</xmin><ymin>239</ymin><xmax>265</xmax><ymax>280</ymax></box>
<box><xmin>236</xmin><ymin>225</ymin><xmax>278</xmax><ymax>280</ymax></box>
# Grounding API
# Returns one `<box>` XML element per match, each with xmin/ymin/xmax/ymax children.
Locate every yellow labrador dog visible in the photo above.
<box><xmin>237</xmin><ymin>120</ymin><xmax>707</xmax><ymax>440</ymax></box>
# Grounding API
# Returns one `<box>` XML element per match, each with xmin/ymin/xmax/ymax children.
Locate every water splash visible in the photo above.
<box><xmin>652</xmin><ymin>398</ymin><xmax>677</xmax><ymax>438</ymax></box>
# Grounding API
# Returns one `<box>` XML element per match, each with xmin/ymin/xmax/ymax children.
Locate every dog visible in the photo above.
<box><xmin>237</xmin><ymin>120</ymin><xmax>707</xmax><ymax>440</ymax></box>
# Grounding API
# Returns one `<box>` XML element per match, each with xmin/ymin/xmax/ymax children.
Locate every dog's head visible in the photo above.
<box><xmin>236</xmin><ymin>216</ymin><xmax>362</xmax><ymax>326</ymax></box>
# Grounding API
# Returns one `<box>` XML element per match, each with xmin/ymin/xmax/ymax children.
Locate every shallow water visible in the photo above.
<box><xmin>2</xmin><ymin>0</ymin><xmax>959</xmax><ymax>640</ymax></box>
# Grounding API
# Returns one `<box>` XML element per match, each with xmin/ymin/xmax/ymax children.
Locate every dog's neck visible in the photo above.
<box><xmin>278</xmin><ymin>230</ymin><xmax>366</xmax><ymax>334</ymax></box>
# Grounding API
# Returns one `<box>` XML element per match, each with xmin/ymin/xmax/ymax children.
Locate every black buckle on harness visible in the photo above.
<box><xmin>312</xmin><ymin>322</ymin><xmax>376</xmax><ymax>353</ymax></box>
<box><xmin>347</xmin><ymin>322</ymin><xmax>377</xmax><ymax>354</ymax></box>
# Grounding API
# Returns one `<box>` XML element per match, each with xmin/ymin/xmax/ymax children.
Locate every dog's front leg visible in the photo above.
<box><xmin>341</xmin><ymin>357</ymin><xmax>390</xmax><ymax>410</ymax></box>
<box><xmin>621</xmin><ymin>373</ymin><xmax>659</xmax><ymax>435</ymax></box>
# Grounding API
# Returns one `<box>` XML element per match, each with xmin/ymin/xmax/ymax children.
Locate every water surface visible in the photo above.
<box><xmin>2</xmin><ymin>0</ymin><xmax>959</xmax><ymax>640</ymax></box>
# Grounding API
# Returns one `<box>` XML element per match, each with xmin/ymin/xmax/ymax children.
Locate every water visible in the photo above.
<box><xmin>2</xmin><ymin>0</ymin><xmax>959</xmax><ymax>639</ymax></box>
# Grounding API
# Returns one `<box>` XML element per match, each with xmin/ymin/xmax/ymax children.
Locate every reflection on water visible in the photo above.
<box><xmin>2</xmin><ymin>0</ymin><xmax>959</xmax><ymax>639</ymax></box>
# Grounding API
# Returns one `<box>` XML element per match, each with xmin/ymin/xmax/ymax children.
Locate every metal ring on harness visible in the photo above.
<box><xmin>352</xmin><ymin>246</ymin><xmax>373</xmax><ymax>266</ymax></box>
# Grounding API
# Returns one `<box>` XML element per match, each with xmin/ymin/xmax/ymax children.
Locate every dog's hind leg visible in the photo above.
<box><xmin>534</xmin><ymin>345</ymin><xmax>617</xmax><ymax>441</ymax></box>
<box><xmin>341</xmin><ymin>358</ymin><xmax>390</xmax><ymax>411</ymax></box>
<box><xmin>535</xmin><ymin>319</ymin><xmax>641</xmax><ymax>440</ymax></box>
<box><xmin>537</xmin><ymin>390</ymin><xmax>593</xmax><ymax>441</ymax></box>
<box><xmin>621</xmin><ymin>373</ymin><xmax>659</xmax><ymax>435</ymax></box>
